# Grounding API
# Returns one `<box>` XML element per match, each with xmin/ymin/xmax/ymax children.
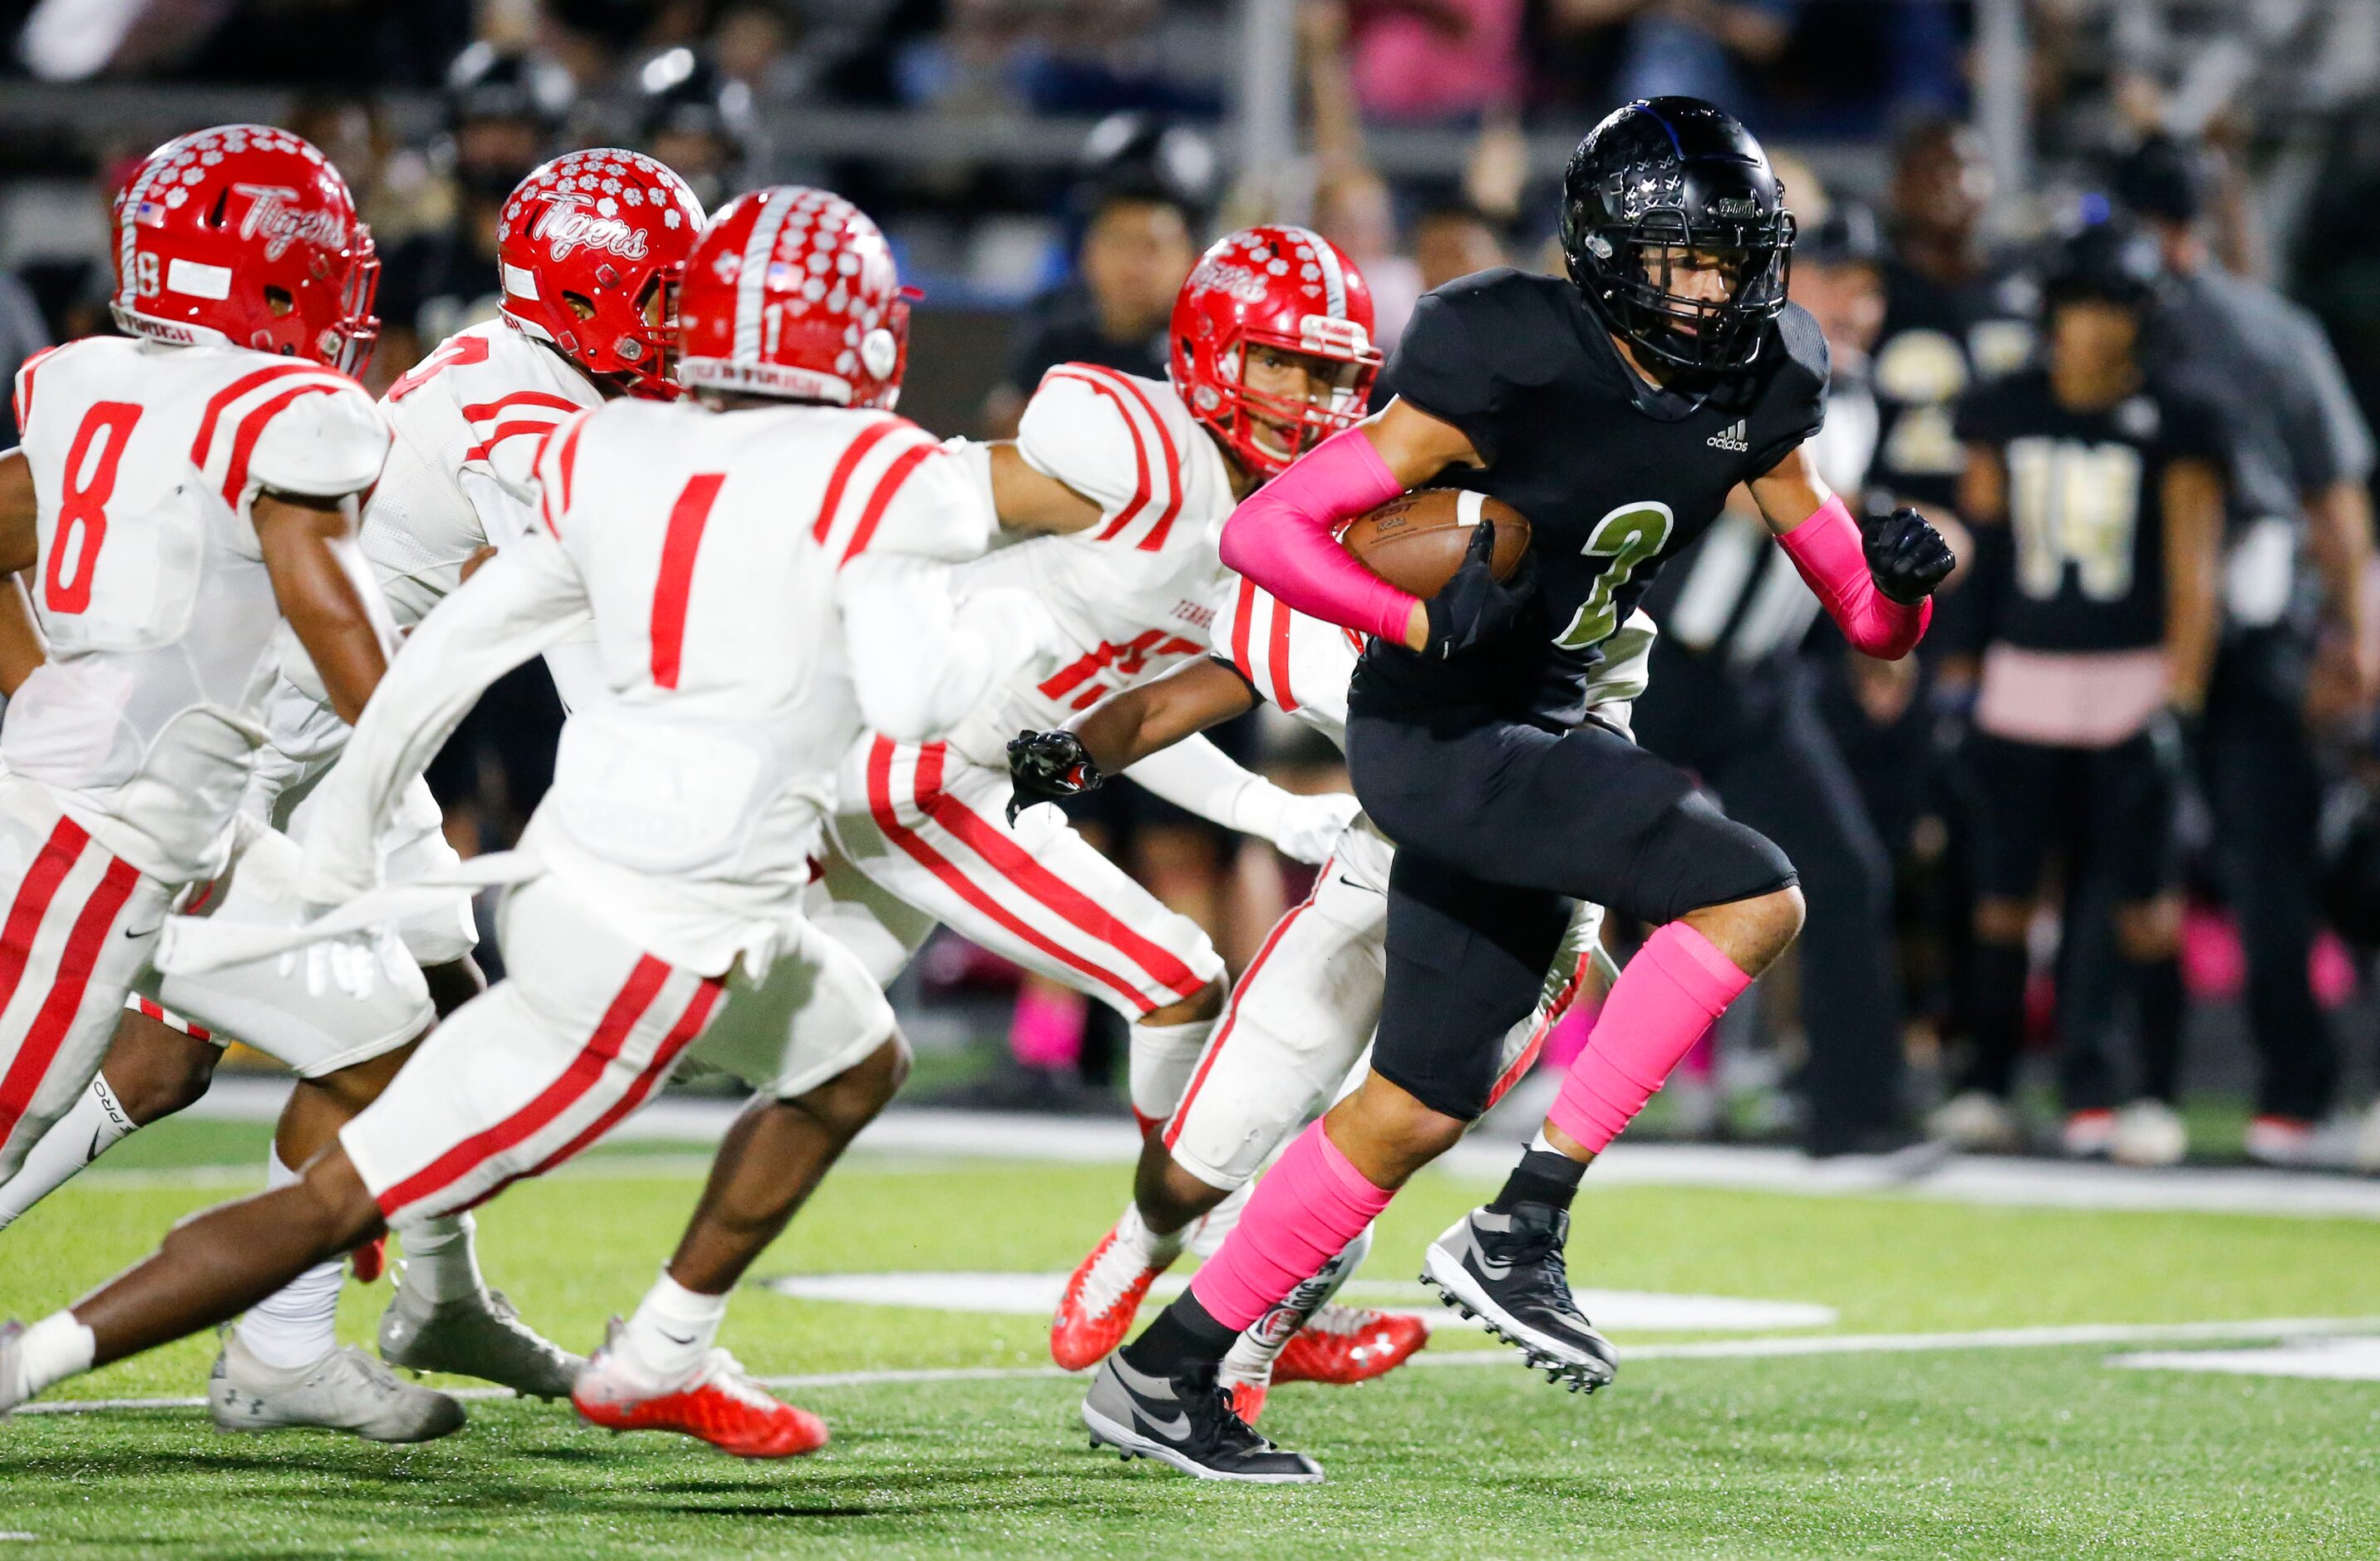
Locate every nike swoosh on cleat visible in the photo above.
<box><xmin>657</xmin><ymin>1330</ymin><xmax>696</xmax><ymax>1346</ymax></box>
<box><xmin>1135</xmin><ymin>1406</ymin><xmax>1192</xmax><ymax>1438</ymax></box>
<box><xmin>1469</xmin><ymin>1248</ymin><xmax>1515</xmax><ymax>1282</ymax></box>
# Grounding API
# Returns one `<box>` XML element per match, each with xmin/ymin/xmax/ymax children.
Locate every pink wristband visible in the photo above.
<box><xmin>1218</xmin><ymin>427</ymin><xmax>1418</xmax><ymax>644</ymax></box>
<box><xmin>1774</xmin><ymin>495</ymin><xmax>1932</xmax><ymax>659</ymax></box>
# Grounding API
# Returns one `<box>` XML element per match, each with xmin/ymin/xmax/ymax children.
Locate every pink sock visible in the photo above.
<box><xmin>1009</xmin><ymin>982</ymin><xmax>1085</xmax><ymax>1071</ymax></box>
<box><xmin>1550</xmin><ymin>922</ymin><xmax>1752</xmax><ymax>1154</ymax></box>
<box><xmin>1187</xmin><ymin>1120</ymin><xmax>1392</xmax><ymax>1332</ymax></box>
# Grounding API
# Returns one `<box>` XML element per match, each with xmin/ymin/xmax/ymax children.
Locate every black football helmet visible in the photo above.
<box><xmin>1558</xmin><ymin>97</ymin><xmax>1795</xmax><ymax>376</ymax></box>
<box><xmin>2041</xmin><ymin>217</ymin><xmax>2163</xmax><ymax>311</ymax></box>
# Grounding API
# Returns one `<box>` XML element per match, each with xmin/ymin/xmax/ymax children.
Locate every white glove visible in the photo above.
<box><xmin>279</xmin><ymin>918</ymin><xmax>411</xmax><ymax>1002</ymax></box>
<box><xmin>1235</xmin><ymin>785</ymin><xmax>1361</xmax><ymax>865</ymax></box>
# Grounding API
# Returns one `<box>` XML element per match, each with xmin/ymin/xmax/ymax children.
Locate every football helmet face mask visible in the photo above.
<box><xmin>674</xmin><ymin>185</ymin><xmax>911</xmax><ymax>409</ymax></box>
<box><xmin>111</xmin><ymin>125</ymin><xmax>380</xmax><ymax>375</ymax></box>
<box><xmin>1559</xmin><ymin>96</ymin><xmax>1795</xmax><ymax>377</ymax></box>
<box><xmin>496</xmin><ymin>150</ymin><xmax>705</xmax><ymax>400</ymax></box>
<box><xmin>1170</xmin><ymin>225</ymin><xmax>1379</xmax><ymax>478</ymax></box>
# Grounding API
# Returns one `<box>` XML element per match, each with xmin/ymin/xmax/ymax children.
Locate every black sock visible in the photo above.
<box><xmin>1963</xmin><ymin>940</ymin><xmax>2029</xmax><ymax>1097</ymax></box>
<box><xmin>2132</xmin><ymin>954</ymin><xmax>2186</xmax><ymax>1103</ymax></box>
<box><xmin>1119</xmin><ymin>1288</ymin><xmax>1237</xmax><ymax>1377</ymax></box>
<box><xmin>1489</xmin><ymin>1145</ymin><xmax>1589</xmax><ymax>1215</ymax></box>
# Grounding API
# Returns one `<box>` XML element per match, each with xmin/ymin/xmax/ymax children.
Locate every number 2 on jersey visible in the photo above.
<box><xmin>650</xmin><ymin>472</ymin><xmax>726</xmax><ymax>689</ymax></box>
<box><xmin>1551</xmin><ymin>500</ymin><xmax>1674</xmax><ymax>652</ymax></box>
<box><xmin>46</xmin><ymin>400</ymin><xmax>143</xmax><ymax>614</ymax></box>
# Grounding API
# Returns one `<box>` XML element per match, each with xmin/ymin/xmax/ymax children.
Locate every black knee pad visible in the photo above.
<box><xmin>1631</xmin><ymin>790</ymin><xmax>1799</xmax><ymax>925</ymax></box>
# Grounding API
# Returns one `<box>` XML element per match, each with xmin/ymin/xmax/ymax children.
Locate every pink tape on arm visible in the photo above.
<box><xmin>1774</xmin><ymin>494</ymin><xmax>1932</xmax><ymax>659</ymax></box>
<box><xmin>1549</xmin><ymin>923</ymin><xmax>1753</xmax><ymax>1154</ymax></box>
<box><xmin>1217</xmin><ymin>427</ymin><xmax>1418</xmax><ymax>645</ymax></box>
<box><xmin>1188</xmin><ymin>1119</ymin><xmax>1394</xmax><ymax>1331</ymax></box>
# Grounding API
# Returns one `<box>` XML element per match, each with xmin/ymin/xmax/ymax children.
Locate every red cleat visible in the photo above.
<box><xmin>1226</xmin><ymin>1377</ymin><xmax>1269</xmax><ymax>1425</ymax></box>
<box><xmin>573</xmin><ymin>1329</ymin><xmax>827</xmax><ymax>1459</ymax></box>
<box><xmin>350</xmin><ymin>1235</ymin><xmax>387</xmax><ymax>1284</ymax></box>
<box><xmin>1050</xmin><ymin>1224</ymin><xmax>1172</xmax><ymax>1371</ymax></box>
<box><xmin>1274</xmin><ymin>1304</ymin><xmax>1428</xmax><ymax>1385</ymax></box>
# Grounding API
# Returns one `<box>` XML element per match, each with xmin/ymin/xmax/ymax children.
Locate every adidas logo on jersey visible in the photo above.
<box><xmin>1706</xmin><ymin>420</ymin><xmax>1749</xmax><ymax>453</ymax></box>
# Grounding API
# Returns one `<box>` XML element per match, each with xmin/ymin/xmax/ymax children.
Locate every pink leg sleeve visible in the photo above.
<box><xmin>1548</xmin><ymin>923</ymin><xmax>1753</xmax><ymax>1154</ymax></box>
<box><xmin>1186</xmin><ymin>1119</ymin><xmax>1393</xmax><ymax>1332</ymax></box>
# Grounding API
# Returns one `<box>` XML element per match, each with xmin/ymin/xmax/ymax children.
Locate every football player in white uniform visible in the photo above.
<box><xmin>0</xmin><ymin>148</ymin><xmax>704</xmax><ymax>1429</ymax></box>
<box><xmin>0</xmin><ymin>187</ymin><xmax>1043</xmax><ymax>1460</ymax></box>
<box><xmin>812</xmin><ymin>225</ymin><xmax>1374</xmax><ymax>1192</ymax></box>
<box><xmin>1013</xmin><ymin>547</ymin><xmax>1655</xmax><ymax>1417</ymax></box>
<box><xmin>0</xmin><ymin>126</ymin><xmax>503</xmax><ymax>1440</ymax></box>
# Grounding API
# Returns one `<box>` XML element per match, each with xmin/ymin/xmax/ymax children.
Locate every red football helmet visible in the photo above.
<box><xmin>111</xmin><ymin>124</ymin><xmax>379</xmax><ymax>374</ymax></box>
<box><xmin>1170</xmin><ymin>225</ymin><xmax>1380</xmax><ymax>477</ymax></box>
<box><xmin>675</xmin><ymin>185</ymin><xmax>909</xmax><ymax>409</ymax></box>
<box><xmin>496</xmin><ymin>149</ymin><xmax>705</xmax><ymax>400</ymax></box>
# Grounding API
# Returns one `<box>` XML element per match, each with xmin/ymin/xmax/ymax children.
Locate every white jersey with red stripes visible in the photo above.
<box><xmin>519</xmin><ymin>399</ymin><xmax>986</xmax><ymax>973</ymax></box>
<box><xmin>0</xmin><ymin>336</ymin><xmax>386</xmax><ymax>883</ymax></box>
<box><xmin>937</xmin><ymin>363</ymin><xmax>1231</xmax><ymax>767</ymax></box>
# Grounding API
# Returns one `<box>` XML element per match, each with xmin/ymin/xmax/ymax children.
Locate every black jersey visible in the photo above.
<box><xmin>1350</xmin><ymin>268</ymin><xmax>1828</xmax><ymax>729</ymax></box>
<box><xmin>1869</xmin><ymin>258</ymin><xmax>2036</xmax><ymax>511</ymax></box>
<box><xmin>1956</xmin><ymin>367</ymin><xmax>2230</xmax><ymax>654</ymax></box>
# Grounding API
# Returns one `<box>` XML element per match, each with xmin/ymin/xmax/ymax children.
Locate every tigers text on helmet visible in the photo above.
<box><xmin>1169</xmin><ymin>225</ymin><xmax>1379</xmax><ymax>477</ymax></box>
<box><xmin>674</xmin><ymin>186</ymin><xmax>910</xmax><ymax>410</ymax></box>
<box><xmin>1559</xmin><ymin>97</ymin><xmax>1794</xmax><ymax>377</ymax></box>
<box><xmin>497</xmin><ymin>150</ymin><xmax>705</xmax><ymax>399</ymax></box>
<box><xmin>111</xmin><ymin>124</ymin><xmax>379</xmax><ymax>375</ymax></box>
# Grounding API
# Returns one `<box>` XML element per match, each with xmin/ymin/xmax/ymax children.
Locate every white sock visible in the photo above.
<box><xmin>1186</xmin><ymin>1176</ymin><xmax>1253</xmax><ymax>1260</ymax></box>
<box><xmin>1126</xmin><ymin>1017</ymin><xmax>1215</xmax><ymax>1128</ymax></box>
<box><xmin>1222</xmin><ymin>1226</ymin><xmax>1372</xmax><ymax>1384</ymax></box>
<box><xmin>234</xmin><ymin>1150</ymin><xmax>343</xmax><ymax>1369</ymax></box>
<box><xmin>394</xmin><ymin>1213</ymin><xmax>484</xmax><ymax>1305</ymax></box>
<box><xmin>12</xmin><ymin>1311</ymin><xmax>96</xmax><ymax>1401</ymax></box>
<box><xmin>0</xmin><ymin>1074</ymin><xmax>140</xmax><ymax>1230</ymax></box>
<box><xmin>1530</xmin><ymin>1127</ymin><xmax>1561</xmax><ymax>1155</ymax></box>
<box><xmin>617</xmin><ymin>1269</ymin><xmax>728</xmax><ymax>1389</ymax></box>
<box><xmin>1118</xmin><ymin>1201</ymin><xmax>1187</xmax><ymax>1268</ymax></box>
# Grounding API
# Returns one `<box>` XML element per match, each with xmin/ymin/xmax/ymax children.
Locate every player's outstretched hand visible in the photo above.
<box><xmin>1423</xmin><ymin>519</ymin><xmax>1537</xmax><ymax>660</ymax></box>
<box><xmin>1861</xmin><ymin>506</ymin><xmax>1955</xmax><ymax>604</ymax></box>
<box><xmin>1006</xmin><ymin>729</ymin><xmax>1104</xmax><ymax>824</ymax></box>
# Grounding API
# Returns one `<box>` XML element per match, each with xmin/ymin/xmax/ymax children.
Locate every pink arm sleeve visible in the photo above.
<box><xmin>1775</xmin><ymin>494</ymin><xmax>1933</xmax><ymax>659</ymax></box>
<box><xmin>1217</xmin><ymin>427</ymin><xmax>1418</xmax><ymax>644</ymax></box>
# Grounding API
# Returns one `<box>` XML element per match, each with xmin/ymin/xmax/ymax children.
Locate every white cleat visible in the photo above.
<box><xmin>0</xmin><ymin>1321</ymin><xmax>24</xmax><ymax>1418</ymax></box>
<box><xmin>2110</xmin><ymin>1100</ymin><xmax>2188</xmax><ymax>1168</ymax></box>
<box><xmin>1928</xmin><ymin>1090</ymin><xmax>2023</xmax><ymax>1152</ymax></box>
<box><xmin>209</xmin><ymin>1330</ymin><xmax>465</xmax><ymax>1443</ymax></box>
<box><xmin>379</xmin><ymin>1285</ymin><xmax>583</xmax><ymax>1400</ymax></box>
<box><xmin>2357</xmin><ymin>1100</ymin><xmax>2380</xmax><ymax>1177</ymax></box>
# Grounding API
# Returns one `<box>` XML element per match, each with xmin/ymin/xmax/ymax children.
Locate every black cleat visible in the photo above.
<box><xmin>1422</xmin><ymin>1204</ymin><xmax>1618</xmax><ymax>1391</ymax></box>
<box><xmin>1081</xmin><ymin>1355</ymin><xmax>1325</xmax><ymax>1484</ymax></box>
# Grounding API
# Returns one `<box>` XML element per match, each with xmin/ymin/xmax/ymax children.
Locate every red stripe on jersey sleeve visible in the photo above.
<box><xmin>219</xmin><ymin>383</ymin><xmax>342</xmax><ymax>510</ymax></box>
<box><xmin>536</xmin><ymin>410</ymin><xmax>594</xmax><ymax>538</ymax></box>
<box><xmin>1266</xmin><ymin>592</ymin><xmax>1301</xmax><ymax>714</ymax></box>
<box><xmin>460</xmin><ymin>391</ymin><xmax>583</xmax><ymax>424</ymax></box>
<box><xmin>1072</xmin><ymin>365</ymin><xmax>1185</xmax><ymax>552</ymax></box>
<box><xmin>1228</xmin><ymin>577</ymin><xmax>1260</xmax><ymax>697</ymax></box>
<box><xmin>1044</xmin><ymin>370</ymin><xmax>1152</xmax><ymax>542</ymax></box>
<box><xmin>838</xmin><ymin>441</ymin><xmax>939</xmax><ymax>567</ymax></box>
<box><xmin>462</xmin><ymin>416</ymin><xmax>567</xmax><ymax>465</ymax></box>
<box><xmin>189</xmin><ymin>361</ymin><xmax>336</xmax><ymax>468</ymax></box>
<box><xmin>12</xmin><ymin>343</ymin><xmax>62</xmax><ymax>431</ymax></box>
<box><xmin>812</xmin><ymin>417</ymin><xmax>902</xmax><ymax>544</ymax></box>
<box><xmin>650</xmin><ymin>471</ymin><xmax>725</xmax><ymax>689</ymax></box>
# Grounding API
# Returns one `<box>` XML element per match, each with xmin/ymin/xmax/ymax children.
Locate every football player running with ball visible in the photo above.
<box><xmin>1085</xmin><ymin>97</ymin><xmax>1953</xmax><ymax>1482</ymax></box>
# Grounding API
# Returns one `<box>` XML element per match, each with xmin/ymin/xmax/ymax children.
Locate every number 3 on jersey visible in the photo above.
<box><xmin>1551</xmin><ymin>500</ymin><xmax>1673</xmax><ymax>652</ymax></box>
<box><xmin>46</xmin><ymin>400</ymin><xmax>144</xmax><ymax>614</ymax></box>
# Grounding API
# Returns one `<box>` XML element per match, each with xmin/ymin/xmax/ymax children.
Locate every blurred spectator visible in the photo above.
<box><xmin>1345</xmin><ymin>0</ymin><xmax>1524</xmax><ymax>125</ymax></box>
<box><xmin>632</xmin><ymin>46</ymin><xmax>755</xmax><ymax>209</ymax></box>
<box><xmin>2117</xmin><ymin>132</ymin><xmax>2380</xmax><ymax>1165</ymax></box>
<box><xmin>375</xmin><ymin>42</ymin><xmax>574</xmax><ymax>379</ymax></box>
<box><xmin>1635</xmin><ymin>199</ymin><xmax>1907</xmax><ymax>1155</ymax></box>
<box><xmin>980</xmin><ymin>116</ymin><xmax>1204</xmax><ymax>437</ymax></box>
<box><xmin>1411</xmin><ymin>199</ymin><xmax>1507</xmax><ymax>292</ymax></box>
<box><xmin>0</xmin><ymin>272</ymin><xmax>47</xmax><ymax>449</ymax></box>
<box><xmin>1543</xmin><ymin>0</ymin><xmax>1796</xmax><ymax>111</ymax></box>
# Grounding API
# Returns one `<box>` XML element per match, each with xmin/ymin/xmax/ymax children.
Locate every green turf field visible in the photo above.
<box><xmin>3</xmin><ymin>1118</ymin><xmax>2378</xmax><ymax>1559</ymax></box>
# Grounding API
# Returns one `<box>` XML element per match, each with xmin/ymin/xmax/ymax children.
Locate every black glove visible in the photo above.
<box><xmin>1006</xmin><ymin>729</ymin><xmax>1104</xmax><ymax>824</ymax></box>
<box><xmin>1861</xmin><ymin>506</ymin><xmax>1955</xmax><ymax>605</ymax></box>
<box><xmin>1422</xmin><ymin>518</ymin><xmax>1537</xmax><ymax>660</ymax></box>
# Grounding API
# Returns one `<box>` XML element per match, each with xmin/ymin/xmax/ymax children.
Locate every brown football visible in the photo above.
<box><xmin>1343</xmin><ymin>490</ymin><xmax>1532</xmax><ymax>598</ymax></box>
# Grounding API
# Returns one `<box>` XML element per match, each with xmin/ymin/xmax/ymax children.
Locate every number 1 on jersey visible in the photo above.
<box><xmin>46</xmin><ymin>400</ymin><xmax>144</xmax><ymax>615</ymax></box>
<box><xmin>651</xmin><ymin>472</ymin><xmax>726</xmax><ymax>689</ymax></box>
<box><xmin>1551</xmin><ymin>500</ymin><xmax>1673</xmax><ymax>652</ymax></box>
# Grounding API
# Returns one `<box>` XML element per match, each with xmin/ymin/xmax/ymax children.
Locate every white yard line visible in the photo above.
<box><xmin>20</xmin><ymin>1315</ymin><xmax>2380</xmax><ymax>1416</ymax></box>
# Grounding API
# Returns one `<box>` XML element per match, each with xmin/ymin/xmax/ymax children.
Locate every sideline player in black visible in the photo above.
<box><xmin>1077</xmin><ymin>97</ymin><xmax>1953</xmax><ymax>1482</ymax></box>
<box><xmin>1946</xmin><ymin>220</ymin><xmax>2226</xmax><ymax>1165</ymax></box>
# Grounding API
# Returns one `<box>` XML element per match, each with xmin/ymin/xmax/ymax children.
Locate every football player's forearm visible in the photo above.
<box><xmin>0</xmin><ymin>450</ymin><xmax>36</xmax><ymax>575</ymax></box>
<box><xmin>0</xmin><ymin>569</ymin><xmax>44</xmax><ymax>696</ymax></box>
<box><xmin>1218</xmin><ymin>426</ymin><xmax>1419</xmax><ymax>645</ymax></box>
<box><xmin>1067</xmin><ymin>657</ymin><xmax>1252</xmax><ymax>773</ymax></box>
<box><xmin>256</xmin><ymin>496</ymin><xmax>388</xmax><ymax>724</ymax></box>
<box><xmin>840</xmin><ymin>554</ymin><xmax>1039</xmax><ymax>742</ymax></box>
<box><xmin>1773</xmin><ymin>494</ymin><xmax>1931</xmax><ymax>659</ymax></box>
<box><xmin>984</xmin><ymin>441</ymin><xmax>1102</xmax><ymax>536</ymax></box>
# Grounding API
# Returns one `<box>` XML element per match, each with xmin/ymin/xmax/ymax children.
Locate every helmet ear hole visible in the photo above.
<box><xmin>263</xmin><ymin>285</ymin><xmax>294</xmax><ymax>318</ymax></box>
<box><xmin>562</xmin><ymin>291</ymin><xmax>598</xmax><ymax>323</ymax></box>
